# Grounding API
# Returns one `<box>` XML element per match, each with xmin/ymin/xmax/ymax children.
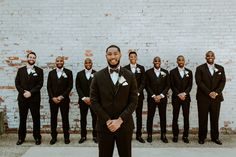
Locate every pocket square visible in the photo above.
<box><xmin>122</xmin><ymin>82</ymin><xmax>128</xmax><ymax>86</ymax></box>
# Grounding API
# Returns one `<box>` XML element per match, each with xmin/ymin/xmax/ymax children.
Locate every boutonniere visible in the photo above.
<box><xmin>136</xmin><ymin>67</ymin><xmax>141</xmax><ymax>73</ymax></box>
<box><xmin>91</xmin><ymin>73</ymin><xmax>94</xmax><ymax>78</ymax></box>
<box><xmin>160</xmin><ymin>71</ymin><xmax>166</xmax><ymax>77</ymax></box>
<box><xmin>185</xmin><ymin>70</ymin><xmax>189</xmax><ymax>77</ymax></box>
<box><xmin>62</xmin><ymin>71</ymin><xmax>68</xmax><ymax>78</ymax></box>
<box><xmin>31</xmin><ymin>69</ymin><xmax>38</xmax><ymax>76</ymax></box>
<box><xmin>214</xmin><ymin>68</ymin><xmax>219</xmax><ymax>73</ymax></box>
<box><xmin>118</xmin><ymin>75</ymin><xmax>128</xmax><ymax>86</ymax></box>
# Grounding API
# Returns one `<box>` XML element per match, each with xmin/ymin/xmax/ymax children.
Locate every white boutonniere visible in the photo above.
<box><xmin>91</xmin><ymin>73</ymin><xmax>94</xmax><ymax>78</ymax></box>
<box><xmin>185</xmin><ymin>70</ymin><xmax>189</xmax><ymax>77</ymax></box>
<box><xmin>160</xmin><ymin>71</ymin><xmax>166</xmax><ymax>77</ymax></box>
<box><xmin>31</xmin><ymin>69</ymin><xmax>38</xmax><ymax>76</ymax></box>
<box><xmin>136</xmin><ymin>67</ymin><xmax>141</xmax><ymax>73</ymax></box>
<box><xmin>119</xmin><ymin>75</ymin><xmax>128</xmax><ymax>86</ymax></box>
<box><xmin>62</xmin><ymin>71</ymin><xmax>68</xmax><ymax>78</ymax></box>
<box><xmin>214</xmin><ymin>68</ymin><xmax>221</xmax><ymax>75</ymax></box>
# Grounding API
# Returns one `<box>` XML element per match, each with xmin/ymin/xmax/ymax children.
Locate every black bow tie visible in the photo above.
<box><xmin>110</xmin><ymin>69</ymin><xmax>119</xmax><ymax>74</ymax></box>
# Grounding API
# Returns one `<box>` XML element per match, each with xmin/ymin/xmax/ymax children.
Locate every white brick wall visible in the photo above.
<box><xmin>0</xmin><ymin>0</ymin><xmax>235</xmax><ymax>133</ymax></box>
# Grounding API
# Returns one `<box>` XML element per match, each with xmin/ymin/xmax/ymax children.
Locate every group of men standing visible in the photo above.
<box><xmin>15</xmin><ymin>46</ymin><xmax>226</xmax><ymax>157</ymax></box>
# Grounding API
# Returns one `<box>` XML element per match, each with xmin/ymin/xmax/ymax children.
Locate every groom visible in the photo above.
<box><xmin>90</xmin><ymin>45</ymin><xmax>138</xmax><ymax>157</ymax></box>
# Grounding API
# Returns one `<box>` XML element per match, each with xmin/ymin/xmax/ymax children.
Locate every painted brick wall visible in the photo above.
<box><xmin>0</xmin><ymin>0</ymin><xmax>235</xmax><ymax>133</ymax></box>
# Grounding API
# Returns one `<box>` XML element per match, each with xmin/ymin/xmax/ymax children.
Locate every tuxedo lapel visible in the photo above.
<box><xmin>114</xmin><ymin>68</ymin><xmax>125</xmax><ymax>96</ymax></box>
<box><xmin>103</xmin><ymin>67</ymin><xmax>116</xmax><ymax>95</ymax></box>
<box><xmin>174</xmin><ymin>67</ymin><xmax>183</xmax><ymax>80</ymax></box>
<box><xmin>151</xmin><ymin>68</ymin><xmax>160</xmax><ymax>79</ymax></box>
<box><xmin>22</xmin><ymin>66</ymin><xmax>30</xmax><ymax>79</ymax></box>
<box><xmin>204</xmin><ymin>63</ymin><xmax>213</xmax><ymax>80</ymax></box>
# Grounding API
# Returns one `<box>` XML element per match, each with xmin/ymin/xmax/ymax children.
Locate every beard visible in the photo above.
<box><xmin>108</xmin><ymin>60</ymin><xmax>120</xmax><ymax>69</ymax></box>
<box><xmin>27</xmin><ymin>60</ymin><xmax>35</xmax><ymax>65</ymax></box>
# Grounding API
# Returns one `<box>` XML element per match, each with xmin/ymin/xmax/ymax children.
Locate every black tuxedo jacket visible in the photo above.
<box><xmin>75</xmin><ymin>69</ymin><xmax>96</xmax><ymax>101</ymax></box>
<box><xmin>15</xmin><ymin>66</ymin><xmax>44</xmax><ymax>102</ymax></box>
<box><xmin>47</xmin><ymin>68</ymin><xmax>73</xmax><ymax>102</ymax></box>
<box><xmin>170</xmin><ymin>67</ymin><xmax>193</xmax><ymax>102</ymax></box>
<box><xmin>90</xmin><ymin>67</ymin><xmax>138</xmax><ymax>132</ymax></box>
<box><xmin>145</xmin><ymin>68</ymin><xmax>170</xmax><ymax>100</ymax></box>
<box><xmin>124</xmin><ymin>64</ymin><xmax>145</xmax><ymax>99</ymax></box>
<box><xmin>195</xmin><ymin>63</ymin><xmax>226</xmax><ymax>102</ymax></box>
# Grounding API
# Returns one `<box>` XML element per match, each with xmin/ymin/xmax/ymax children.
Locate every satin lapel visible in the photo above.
<box><xmin>114</xmin><ymin>68</ymin><xmax>124</xmax><ymax>96</ymax></box>
<box><xmin>23</xmin><ymin>66</ymin><xmax>30</xmax><ymax>79</ymax></box>
<box><xmin>204</xmin><ymin>63</ymin><xmax>213</xmax><ymax>80</ymax></box>
<box><xmin>127</xmin><ymin>64</ymin><xmax>131</xmax><ymax>71</ymax></box>
<box><xmin>152</xmin><ymin>68</ymin><xmax>160</xmax><ymax>80</ymax></box>
<box><xmin>103</xmin><ymin>67</ymin><xmax>116</xmax><ymax>95</ymax></box>
<box><xmin>175</xmin><ymin>67</ymin><xmax>183</xmax><ymax>80</ymax></box>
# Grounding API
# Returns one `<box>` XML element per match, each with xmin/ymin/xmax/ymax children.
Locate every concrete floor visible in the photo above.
<box><xmin>1</xmin><ymin>133</ymin><xmax>236</xmax><ymax>157</ymax></box>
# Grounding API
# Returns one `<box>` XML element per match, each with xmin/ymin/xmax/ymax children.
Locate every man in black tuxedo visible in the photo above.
<box><xmin>90</xmin><ymin>45</ymin><xmax>138</xmax><ymax>157</ymax></box>
<box><xmin>76</xmin><ymin>58</ymin><xmax>97</xmax><ymax>144</ymax></box>
<box><xmin>195</xmin><ymin>51</ymin><xmax>226</xmax><ymax>145</ymax></box>
<box><xmin>145</xmin><ymin>56</ymin><xmax>170</xmax><ymax>143</ymax></box>
<box><xmin>170</xmin><ymin>55</ymin><xmax>193</xmax><ymax>143</ymax></box>
<box><xmin>47</xmin><ymin>56</ymin><xmax>73</xmax><ymax>145</ymax></box>
<box><xmin>124</xmin><ymin>51</ymin><xmax>145</xmax><ymax>143</ymax></box>
<box><xmin>15</xmin><ymin>51</ymin><xmax>43</xmax><ymax>145</ymax></box>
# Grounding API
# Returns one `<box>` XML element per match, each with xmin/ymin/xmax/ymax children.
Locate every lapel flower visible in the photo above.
<box><xmin>31</xmin><ymin>69</ymin><xmax>38</xmax><ymax>76</ymax></box>
<box><xmin>118</xmin><ymin>75</ymin><xmax>128</xmax><ymax>86</ymax></box>
<box><xmin>160</xmin><ymin>71</ymin><xmax>166</xmax><ymax>77</ymax></box>
<box><xmin>62</xmin><ymin>71</ymin><xmax>68</xmax><ymax>78</ymax></box>
<box><xmin>214</xmin><ymin>68</ymin><xmax>219</xmax><ymax>73</ymax></box>
<box><xmin>90</xmin><ymin>73</ymin><xmax>94</xmax><ymax>78</ymax></box>
<box><xmin>136</xmin><ymin>67</ymin><xmax>141</xmax><ymax>73</ymax></box>
<box><xmin>185</xmin><ymin>70</ymin><xmax>189</xmax><ymax>77</ymax></box>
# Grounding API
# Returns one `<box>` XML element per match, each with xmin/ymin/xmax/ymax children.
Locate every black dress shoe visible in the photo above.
<box><xmin>211</xmin><ymin>139</ymin><xmax>222</xmax><ymax>145</ymax></box>
<box><xmin>16</xmin><ymin>139</ymin><xmax>25</xmax><ymax>145</ymax></box>
<box><xmin>147</xmin><ymin>135</ymin><xmax>152</xmax><ymax>143</ymax></box>
<box><xmin>161</xmin><ymin>135</ymin><xmax>168</xmax><ymax>143</ymax></box>
<box><xmin>93</xmin><ymin>137</ymin><xmax>98</xmax><ymax>143</ymax></box>
<box><xmin>35</xmin><ymin>139</ymin><xmax>41</xmax><ymax>145</ymax></box>
<box><xmin>136</xmin><ymin>137</ymin><xmax>145</xmax><ymax>143</ymax></box>
<box><xmin>182</xmin><ymin>137</ymin><xmax>189</xmax><ymax>143</ymax></box>
<box><xmin>78</xmin><ymin>137</ymin><xmax>87</xmax><ymax>144</ymax></box>
<box><xmin>172</xmin><ymin>136</ymin><xmax>178</xmax><ymax>143</ymax></box>
<box><xmin>198</xmin><ymin>140</ymin><xmax>205</xmax><ymax>144</ymax></box>
<box><xmin>64</xmin><ymin>138</ymin><xmax>70</xmax><ymax>144</ymax></box>
<box><xmin>50</xmin><ymin>138</ymin><xmax>57</xmax><ymax>145</ymax></box>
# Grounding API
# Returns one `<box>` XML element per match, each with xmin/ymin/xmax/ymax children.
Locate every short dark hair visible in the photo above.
<box><xmin>205</xmin><ymin>51</ymin><xmax>215</xmax><ymax>57</ymax></box>
<box><xmin>106</xmin><ymin>45</ymin><xmax>120</xmax><ymax>53</ymax></box>
<box><xmin>128</xmin><ymin>51</ymin><xmax>137</xmax><ymax>57</ymax></box>
<box><xmin>177</xmin><ymin>55</ymin><xmax>185</xmax><ymax>60</ymax></box>
<box><xmin>27</xmin><ymin>51</ymin><xmax>37</xmax><ymax>58</ymax></box>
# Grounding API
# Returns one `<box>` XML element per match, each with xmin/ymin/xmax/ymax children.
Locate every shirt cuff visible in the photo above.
<box><xmin>151</xmin><ymin>94</ymin><xmax>156</xmax><ymax>98</ymax></box>
<box><xmin>160</xmin><ymin>94</ymin><xmax>165</xmax><ymax>98</ymax></box>
<box><xmin>82</xmin><ymin>97</ymin><xmax>86</xmax><ymax>100</ymax></box>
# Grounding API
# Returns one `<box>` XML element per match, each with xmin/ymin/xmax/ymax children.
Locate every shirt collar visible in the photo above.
<box><xmin>130</xmin><ymin>63</ymin><xmax>137</xmax><ymax>68</ymax></box>
<box><xmin>178</xmin><ymin>66</ymin><xmax>185</xmax><ymax>71</ymax></box>
<box><xmin>154</xmin><ymin>67</ymin><xmax>161</xmax><ymax>72</ymax></box>
<box><xmin>56</xmin><ymin>67</ymin><xmax>64</xmax><ymax>72</ymax></box>
<box><xmin>85</xmin><ymin>69</ymin><xmax>92</xmax><ymax>73</ymax></box>
<box><xmin>207</xmin><ymin>63</ymin><xmax>215</xmax><ymax>68</ymax></box>
<box><xmin>27</xmin><ymin>64</ymin><xmax>34</xmax><ymax>69</ymax></box>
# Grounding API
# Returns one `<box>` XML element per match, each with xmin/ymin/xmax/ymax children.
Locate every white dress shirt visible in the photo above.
<box><xmin>85</xmin><ymin>69</ymin><xmax>92</xmax><ymax>80</ymax></box>
<box><xmin>178</xmin><ymin>67</ymin><xmax>185</xmax><ymax>78</ymax></box>
<box><xmin>130</xmin><ymin>64</ymin><xmax>137</xmax><ymax>73</ymax></box>
<box><xmin>154</xmin><ymin>67</ymin><xmax>161</xmax><ymax>77</ymax></box>
<box><xmin>56</xmin><ymin>68</ymin><xmax>64</xmax><ymax>78</ymax></box>
<box><xmin>207</xmin><ymin>63</ymin><xmax>215</xmax><ymax>76</ymax></box>
<box><xmin>26</xmin><ymin>65</ymin><xmax>34</xmax><ymax>75</ymax></box>
<box><xmin>109</xmin><ymin>66</ymin><xmax>120</xmax><ymax>85</ymax></box>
